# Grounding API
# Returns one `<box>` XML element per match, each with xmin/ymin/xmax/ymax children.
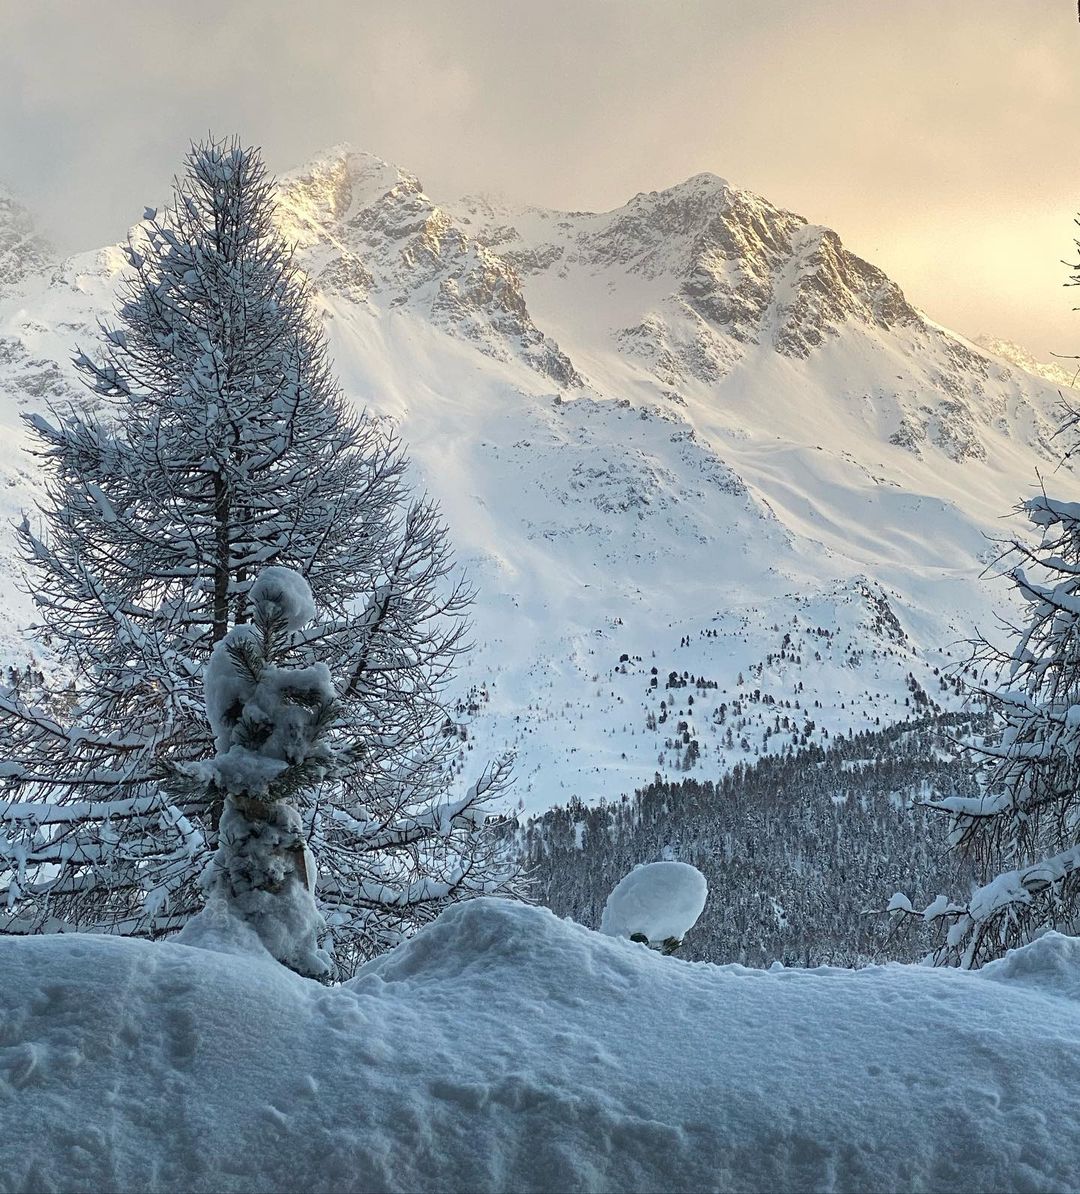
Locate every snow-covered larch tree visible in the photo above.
<box><xmin>0</xmin><ymin>137</ymin><xmax>517</xmax><ymax>976</ymax></box>
<box><xmin>885</xmin><ymin>238</ymin><xmax>1080</xmax><ymax>969</ymax></box>
<box><xmin>889</xmin><ymin>235</ymin><xmax>1080</xmax><ymax>968</ymax></box>
<box><xmin>908</xmin><ymin>488</ymin><xmax>1080</xmax><ymax>967</ymax></box>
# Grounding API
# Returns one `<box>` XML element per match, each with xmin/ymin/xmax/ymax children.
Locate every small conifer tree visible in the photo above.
<box><xmin>167</xmin><ymin>567</ymin><xmax>345</xmax><ymax>976</ymax></box>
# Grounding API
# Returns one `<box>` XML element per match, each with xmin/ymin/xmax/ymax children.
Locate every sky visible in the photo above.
<box><xmin>1</xmin><ymin>0</ymin><xmax>1078</xmax><ymax>357</ymax></box>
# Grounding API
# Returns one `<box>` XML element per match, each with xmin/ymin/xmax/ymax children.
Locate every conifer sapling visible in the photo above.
<box><xmin>167</xmin><ymin>567</ymin><xmax>347</xmax><ymax>976</ymax></box>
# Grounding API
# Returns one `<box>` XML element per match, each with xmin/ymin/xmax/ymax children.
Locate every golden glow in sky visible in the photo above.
<box><xmin>1</xmin><ymin>0</ymin><xmax>1077</xmax><ymax>357</ymax></box>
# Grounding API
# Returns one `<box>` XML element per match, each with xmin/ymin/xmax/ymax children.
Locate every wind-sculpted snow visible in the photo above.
<box><xmin>2</xmin><ymin>899</ymin><xmax>1080</xmax><ymax>1193</ymax></box>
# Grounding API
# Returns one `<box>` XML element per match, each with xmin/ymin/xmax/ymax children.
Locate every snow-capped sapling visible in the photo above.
<box><xmin>166</xmin><ymin>568</ymin><xmax>347</xmax><ymax>976</ymax></box>
<box><xmin>600</xmin><ymin>861</ymin><xmax>707</xmax><ymax>955</ymax></box>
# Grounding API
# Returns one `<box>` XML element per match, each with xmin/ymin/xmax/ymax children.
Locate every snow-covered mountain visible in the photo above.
<box><xmin>0</xmin><ymin>147</ymin><xmax>1072</xmax><ymax>810</ymax></box>
<box><xmin>0</xmin><ymin>186</ymin><xmax>53</xmax><ymax>287</ymax></box>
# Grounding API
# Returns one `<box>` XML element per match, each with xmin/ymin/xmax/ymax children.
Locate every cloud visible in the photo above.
<box><xmin>0</xmin><ymin>0</ymin><xmax>1075</xmax><ymax>355</ymax></box>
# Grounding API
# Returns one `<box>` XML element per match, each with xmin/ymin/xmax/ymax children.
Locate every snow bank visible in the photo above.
<box><xmin>2</xmin><ymin>901</ymin><xmax>1080</xmax><ymax>1193</ymax></box>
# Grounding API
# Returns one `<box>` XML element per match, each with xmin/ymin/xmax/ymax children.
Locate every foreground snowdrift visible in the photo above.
<box><xmin>2</xmin><ymin>900</ymin><xmax>1079</xmax><ymax>1194</ymax></box>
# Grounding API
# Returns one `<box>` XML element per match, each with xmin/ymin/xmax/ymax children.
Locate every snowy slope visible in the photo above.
<box><xmin>2</xmin><ymin>898</ymin><xmax>1080</xmax><ymax>1193</ymax></box>
<box><xmin>0</xmin><ymin>148</ymin><xmax>1072</xmax><ymax>809</ymax></box>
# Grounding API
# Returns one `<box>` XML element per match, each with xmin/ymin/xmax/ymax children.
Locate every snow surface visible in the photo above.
<box><xmin>249</xmin><ymin>566</ymin><xmax>318</xmax><ymax>633</ymax></box>
<box><xmin>2</xmin><ymin>899</ymin><xmax>1080</xmax><ymax>1193</ymax></box>
<box><xmin>600</xmin><ymin>860</ymin><xmax>707</xmax><ymax>943</ymax></box>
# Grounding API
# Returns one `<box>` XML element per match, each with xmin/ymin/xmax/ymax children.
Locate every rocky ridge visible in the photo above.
<box><xmin>275</xmin><ymin>148</ymin><xmax>579</xmax><ymax>385</ymax></box>
<box><xmin>0</xmin><ymin>186</ymin><xmax>54</xmax><ymax>288</ymax></box>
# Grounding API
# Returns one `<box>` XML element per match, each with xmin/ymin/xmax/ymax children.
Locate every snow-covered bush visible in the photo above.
<box><xmin>0</xmin><ymin>137</ymin><xmax>519</xmax><ymax>975</ymax></box>
<box><xmin>600</xmin><ymin>861</ymin><xmax>707</xmax><ymax>954</ymax></box>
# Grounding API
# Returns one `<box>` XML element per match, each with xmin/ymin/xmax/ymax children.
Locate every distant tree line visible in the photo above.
<box><xmin>519</xmin><ymin>712</ymin><xmax>983</xmax><ymax>968</ymax></box>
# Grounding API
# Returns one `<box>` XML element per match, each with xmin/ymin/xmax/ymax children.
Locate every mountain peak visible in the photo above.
<box><xmin>277</xmin><ymin>146</ymin><xmax>423</xmax><ymax>229</ymax></box>
<box><xmin>621</xmin><ymin>171</ymin><xmax>737</xmax><ymax>217</ymax></box>
<box><xmin>626</xmin><ymin>171</ymin><xmax>733</xmax><ymax>208</ymax></box>
<box><xmin>0</xmin><ymin>184</ymin><xmax>54</xmax><ymax>286</ymax></box>
<box><xmin>671</xmin><ymin>170</ymin><xmax>732</xmax><ymax>192</ymax></box>
<box><xmin>285</xmin><ymin>142</ymin><xmax>412</xmax><ymax>184</ymax></box>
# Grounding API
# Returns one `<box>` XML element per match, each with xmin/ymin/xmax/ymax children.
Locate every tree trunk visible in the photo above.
<box><xmin>212</xmin><ymin>474</ymin><xmax>231</xmax><ymax>643</ymax></box>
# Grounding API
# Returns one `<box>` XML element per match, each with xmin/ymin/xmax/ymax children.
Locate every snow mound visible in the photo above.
<box><xmin>599</xmin><ymin>860</ymin><xmax>708</xmax><ymax>944</ymax></box>
<box><xmin>173</xmin><ymin>894</ymin><xmax>280</xmax><ymax>962</ymax></box>
<box><xmin>249</xmin><ymin>566</ymin><xmax>317</xmax><ymax>632</ymax></box>
<box><xmin>980</xmin><ymin>930</ymin><xmax>1080</xmax><ymax>1002</ymax></box>
<box><xmin>2</xmin><ymin>900</ymin><xmax>1080</xmax><ymax>1193</ymax></box>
